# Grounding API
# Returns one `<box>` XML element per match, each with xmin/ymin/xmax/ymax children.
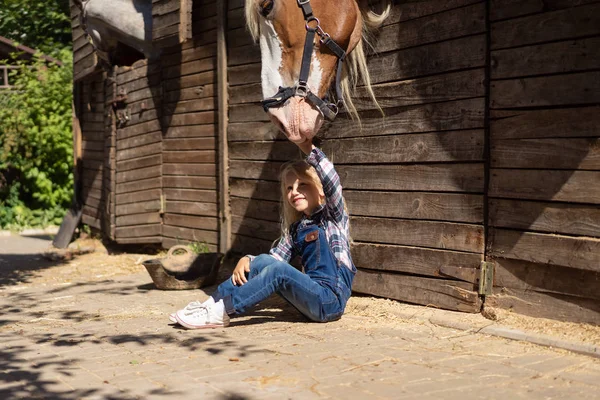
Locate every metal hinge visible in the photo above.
<box><xmin>478</xmin><ymin>261</ymin><xmax>494</xmax><ymax>296</ymax></box>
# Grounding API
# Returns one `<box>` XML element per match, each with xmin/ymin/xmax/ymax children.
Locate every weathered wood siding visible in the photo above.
<box><xmin>70</xmin><ymin>1</ymin><xmax>99</xmax><ymax>81</ymax></box>
<box><xmin>152</xmin><ymin>0</ymin><xmax>193</xmax><ymax>46</ymax></box>
<box><xmin>113</xmin><ymin>61</ymin><xmax>163</xmax><ymax>244</ymax></box>
<box><xmin>78</xmin><ymin>73</ymin><xmax>108</xmax><ymax>231</ymax></box>
<box><xmin>160</xmin><ymin>0</ymin><xmax>220</xmax><ymax>251</ymax></box>
<box><xmin>226</xmin><ymin>0</ymin><xmax>485</xmax><ymax>312</ymax></box>
<box><xmin>485</xmin><ymin>0</ymin><xmax>600</xmax><ymax>323</ymax></box>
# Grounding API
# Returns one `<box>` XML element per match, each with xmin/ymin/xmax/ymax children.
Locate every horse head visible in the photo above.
<box><xmin>74</xmin><ymin>0</ymin><xmax>155</xmax><ymax>66</ymax></box>
<box><xmin>246</xmin><ymin>0</ymin><xmax>389</xmax><ymax>143</ymax></box>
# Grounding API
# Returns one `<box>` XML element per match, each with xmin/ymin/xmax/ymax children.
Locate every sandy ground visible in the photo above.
<box><xmin>11</xmin><ymin>239</ymin><xmax>600</xmax><ymax>349</ymax></box>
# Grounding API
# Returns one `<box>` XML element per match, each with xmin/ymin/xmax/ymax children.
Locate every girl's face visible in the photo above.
<box><xmin>284</xmin><ymin>172</ymin><xmax>324</xmax><ymax>216</ymax></box>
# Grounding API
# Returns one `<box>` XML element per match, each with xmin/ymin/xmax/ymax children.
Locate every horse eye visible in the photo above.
<box><xmin>259</xmin><ymin>0</ymin><xmax>274</xmax><ymax>17</ymax></box>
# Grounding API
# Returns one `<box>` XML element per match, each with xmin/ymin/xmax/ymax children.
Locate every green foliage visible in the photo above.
<box><xmin>0</xmin><ymin>0</ymin><xmax>72</xmax><ymax>56</ymax></box>
<box><xmin>0</xmin><ymin>49</ymin><xmax>73</xmax><ymax>230</ymax></box>
<box><xmin>189</xmin><ymin>241</ymin><xmax>210</xmax><ymax>254</ymax></box>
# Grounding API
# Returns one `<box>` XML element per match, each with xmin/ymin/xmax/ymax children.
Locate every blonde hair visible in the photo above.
<box><xmin>245</xmin><ymin>0</ymin><xmax>390</xmax><ymax>122</ymax></box>
<box><xmin>279</xmin><ymin>160</ymin><xmax>324</xmax><ymax>235</ymax></box>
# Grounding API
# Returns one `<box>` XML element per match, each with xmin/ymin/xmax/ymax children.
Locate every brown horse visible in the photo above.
<box><xmin>245</xmin><ymin>0</ymin><xmax>389</xmax><ymax>143</ymax></box>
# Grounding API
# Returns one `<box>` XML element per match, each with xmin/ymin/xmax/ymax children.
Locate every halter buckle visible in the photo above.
<box><xmin>295</xmin><ymin>83</ymin><xmax>309</xmax><ymax>97</ymax></box>
<box><xmin>305</xmin><ymin>16</ymin><xmax>320</xmax><ymax>32</ymax></box>
<box><xmin>297</xmin><ymin>0</ymin><xmax>310</xmax><ymax>5</ymax></box>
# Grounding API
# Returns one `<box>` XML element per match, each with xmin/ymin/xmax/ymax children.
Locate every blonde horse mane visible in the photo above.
<box><xmin>245</xmin><ymin>0</ymin><xmax>390</xmax><ymax>122</ymax></box>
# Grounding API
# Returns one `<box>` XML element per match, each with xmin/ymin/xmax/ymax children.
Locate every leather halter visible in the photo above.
<box><xmin>261</xmin><ymin>0</ymin><xmax>347</xmax><ymax>121</ymax></box>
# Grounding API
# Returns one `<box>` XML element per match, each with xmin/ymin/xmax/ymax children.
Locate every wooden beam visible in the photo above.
<box><xmin>217</xmin><ymin>0</ymin><xmax>231</xmax><ymax>254</ymax></box>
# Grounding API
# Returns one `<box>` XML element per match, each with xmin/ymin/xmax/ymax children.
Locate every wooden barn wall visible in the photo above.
<box><xmin>113</xmin><ymin>61</ymin><xmax>163</xmax><ymax>244</ymax></box>
<box><xmin>485</xmin><ymin>0</ymin><xmax>600</xmax><ymax>324</ymax></box>
<box><xmin>152</xmin><ymin>0</ymin><xmax>193</xmax><ymax>46</ymax></box>
<box><xmin>226</xmin><ymin>0</ymin><xmax>486</xmax><ymax>312</ymax></box>
<box><xmin>159</xmin><ymin>0</ymin><xmax>220</xmax><ymax>252</ymax></box>
<box><xmin>78</xmin><ymin>73</ymin><xmax>108</xmax><ymax>232</ymax></box>
<box><xmin>70</xmin><ymin>1</ymin><xmax>99</xmax><ymax>81</ymax></box>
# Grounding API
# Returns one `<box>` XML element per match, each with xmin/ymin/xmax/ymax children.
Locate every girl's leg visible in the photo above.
<box><xmin>212</xmin><ymin>254</ymin><xmax>274</xmax><ymax>300</ymax></box>
<box><xmin>215</xmin><ymin>254</ymin><xmax>340</xmax><ymax>322</ymax></box>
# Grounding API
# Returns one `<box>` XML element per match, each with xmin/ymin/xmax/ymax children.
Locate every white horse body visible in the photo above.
<box><xmin>77</xmin><ymin>0</ymin><xmax>156</xmax><ymax>64</ymax></box>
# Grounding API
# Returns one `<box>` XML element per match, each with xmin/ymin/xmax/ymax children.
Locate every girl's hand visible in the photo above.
<box><xmin>231</xmin><ymin>256</ymin><xmax>251</xmax><ymax>286</ymax></box>
<box><xmin>296</xmin><ymin>138</ymin><xmax>314</xmax><ymax>155</ymax></box>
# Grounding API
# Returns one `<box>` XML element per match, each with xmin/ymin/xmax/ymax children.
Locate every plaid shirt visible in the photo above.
<box><xmin>267</xmin><ymin>147</ymin><xmax>355</xmax><ymax>273</ymax></box>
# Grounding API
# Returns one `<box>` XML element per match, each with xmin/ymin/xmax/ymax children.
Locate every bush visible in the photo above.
<box><xmin>0</xmin><ymin>48</ymin><xmax>73</xmax><ymax>230</ymax></box>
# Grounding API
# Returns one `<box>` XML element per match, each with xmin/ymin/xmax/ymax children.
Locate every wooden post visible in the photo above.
<box><xmin>217</xmin><ymin>0</ymin><xmax>231</xmax><ymax>254</ymax></box>
<box><xmin>179</xmin><ymin>0</ymin><xmax>193</xmax><ymax>43</ymax></box>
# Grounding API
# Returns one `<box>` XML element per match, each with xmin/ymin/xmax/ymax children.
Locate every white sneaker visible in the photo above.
<box><xmin>175</xmin><ymin>302</ymin><xmax>230</xmax><ymax>329</ymax></box>
<box><xmin>168</xmin><ymin>300</ymin><xmax>204</xmax><ymax>323</ymax></box>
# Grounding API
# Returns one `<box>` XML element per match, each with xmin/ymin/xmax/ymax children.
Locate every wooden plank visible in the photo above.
<box><xmin>116</xmin><ymin>62</ymin><xmax>160</xmax><ymax>85</ymax></box>
<box><xmin>490</xmin><ymin>198</ymin><xmax>600</xmax><ymax>237</ymax></box>
<box><xmin>162</xmin><ymin>225</ymin><xmax>218</xmax><ymax>244</ymax></box>
<box><xmin>491</xmin><ymin>37</ymin><xmax>600</xmax><ymax>79</ymax></box>
<box><xmin>164</xmin><ymin>125</ymin><xmax>216</xmax><ymax>138</ymax></box>
<box><xmin>323</xmin><ymin>130</ymin><xmax>484</xmax><ymax>164</ymax></box>
<box><xmin>116</xmin><ymin>154</ymin><xmax>162</xmax><ymax>172</ymax></box>
<box><xmin>228</xmin><ymin>122</ymin><xmax>283</xmax><ymax>142</ymax></box>
<box><xmin>163</xmin><ymin>137</ymin><xmax>215</xmax><ymax>151</ymax></box>
<box><xmin>230</xmin><ymin>179</ymin><xmax>280</xmax><ymax>202</ymax></box>
<box><xmin>229</xmin><ymin>141</ymin><xmax>300</xmax><ymax>161</ymax></box>
<box><xmin>490</xmin><ymin>0</ymin><xmax>600</xmax><ymax>21</ymax></box>
<box><xmin>375</xmin><ymin>3</ymin><xmax>486</xmax><ymax>53</ymax></box>
<box><xmin>116</xmin><ymin>165</ymin><xmax>161</xmax><ymax>184</ymax></box>
<box><xmin>116</xmin><ymin>177</ymin><xmax>161</xmax><ymax>194</ymax></box>
<box><xmin>163</xmin><ymin>71</ymin><xmax>216</xmax><ymax>91</ymax></box>
<box><xmin>353</xmin><ymin>269</ymin><xmax>481</xmax><ymax>313</ymax></box>
<box><xmin>489</xmin><ymin>169</ymin><xmax>600</xmax><ymax>203</ymax></box>
<box><xmin>488</xmin><ymin>228</ymin><xmax>600</xmax><ymax>271</ymax></box>
<box><xmin>231</xmin><ymin>216</ymin><xmax>280</xmax><ymax>242</ymax></box>
<box><xmin>163</xmin><ymin>176</ymin><xmax>217</xmax><ymax>189</ymax></box>
<box><xmin>164</xmin><ymin>84</ymin><xmax>216</xmax><ymax>102</ymax></box>
<box><xmin>116</xmin><ymin>212</ymin><xmax>162</xmax><ymax>226</ymax></box>
<box><xmin>384</xmin><ymin>0</ymin><xmax>482</xmax><ymax>25</ymax></box>
<box><xmin>228</xmin><ymin>44</ymin><xmax>260</xmax><ymax>66</ymax></box>
<box><xmin>163</xmin><ymin>163</ymin><xmax>216</xmax><ymax>176</ymax></box>
<box><xmin>229</xmin><ymin>83</ymin><xmax>262</xmax><ymax>105</ymax></box>
<box><xmin>352</xmin><ymin>216</ymin><xmax>484</xmax><ymax>253</ymax></box>
<box><xmin>325</xmin><ymin>98</ymin><xmax>485</xmax><ymax>139</ymax></box>
<box><xmin>117</xmin><ymin>131</ymin><xmax>162</xmax><ymax>150</ymax></box>
<box><xmin>164</xmin><ymin>111</ymin><xmax>216</xmax><ymax>126</ymax></box>
<box><xmin>162</xmin><ymin>237</ymin><xmax>218</xmax><ymax>251</ymax></box>
<box><xmin>491</xmin><ymin>3</ymin><xmax>600</xmax><ymax>49</ymax></box>
<box><xmin>491</xmin><ymin>106</ymin><xmax>600</xmax><ymax>139</ymax></box>
<box><xmin>229</xmin><ymin>160</ymin><xmax>283</xmax><ymax>181</ymax></box>
<box><xmin>352</xmin><ymin>69</ymin><xmax>485</xmax><ymax>112</ymax></box>
<box><xmin>116</xmin><ymin>189</ymin><xmax>162</xmax><ymax>205</ymax></box>
<box><xmin>491</xmin><ymin>138</ymin><xmax>600</xmax><ymax>169</ymax></box>
<box><xmin>163</xmin><ymin>213</ymin><xmax>218</xmax><ymax>231</ymax></box>
<box><xmin>338</xmin><ymin>164</ymin><xmax>484</xmax><ymax>193</ymax></box>
<box><xmin>160</xmin><ymin>44</ymin><xmax>217</xmax><ymax>68</ymax></box>
<box><xmin>115</xmin><ymin>224</ymin><xmax>162</xmax><ymax>238</ymax></box>
<box><xmin>492</xmin><ymin>257</ymin><xmax>600</xmax><ymax>301</ymax></box>
<box><xmin>485</xmin><ymin>287</ymin><xmax>600</xmax><ymax>324</ymax></box>
<box><xmin>82</xmin><ymin>213</ymin><xmax>101</xmax><ymax>230</ymax></box>
<box><xmin>346</xmin><ymin>191</ymin><xmax>484</xmax><ymax>224</ymax></box>
<box><xmin>116</xmin><ymin>142</ymin><xmax>162</xmax><ymax>161</ymax></box>
<box><xmin>163</xmin><ymin>150</ymin><xmax>216</xmax><ymax>164</ymax></box>
<box><xmin>230</xmin><ymin>197</ymin><xmax>280</xmax><ymax>222</ymax></box>
<box><xmin>117</xmin><ymin>236</ymin><xmax>163</xmax><ymax>244</ymax></box>
<box><xmin>163</xmin><ymin>97</ymin><xmax>216</xmax><ymax>114</ymax></box>
<box><xmin>165</xmin><ymin>201</ymin><xmax>217</xmax><ymax>216</ymax></box>
<box><xmin>352</xmin><ymin>242</ymin><xmax>481</xmax><ymax>280</ymax></box>
<box><xmin>163</xmin><ymin>188</ymin><xmax>217</xmax><ymax>202</ymax></box>
<box><xmin>116</xmin><ymin>200</ymin><xmax>161</xmax><ymax>216</ymax></box>
<box><xmin>490</xmin><ymin>71</ymin><xmax>600</xmax><ymax>109</ymax></box>
<box><xmin>163</xmin><ymin>58</ymin><xmax>216</xmax><ymax>80</ymax></box>
<box><xmin>368</xmin><ymin>35</ymin><xmax>486</xmax><ymax>84</ymax></box>
<box><xmin>118</xmin><ymin>121</ymin><xmax>161</xmax><ymax>140</ymax></box>
<box><xmin>228</xmin><ymin>63</ymin><xmax>260</xmax><ymax>86</ymax></box>
<box><xmin>230</xmin><ymin>234</ymin><xmax>273</xmax><ymax>256</ymax></box>
<box><xmin>229</xmin><ymin>103</ymin><xmax>270</xmax><ymax>123</ymax></box>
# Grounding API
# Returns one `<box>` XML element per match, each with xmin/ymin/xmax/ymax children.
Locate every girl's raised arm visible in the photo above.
<box><xmin>304</xmin><ymin>145</ymin><xmax>345</xmax><ymax>223</ymax></box>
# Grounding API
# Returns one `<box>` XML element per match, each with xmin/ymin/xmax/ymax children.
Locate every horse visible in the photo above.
<box><xmin>73</xmin><ymin>0</ymin><xmax>156</xmax><ymax>66</ymax></box>
<box><xmin>245</xmin><ymin>0</ymin><xmax>389</xmax><ymax>143</ymax></box>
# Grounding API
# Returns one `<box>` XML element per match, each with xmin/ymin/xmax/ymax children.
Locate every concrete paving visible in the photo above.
<box><xmin>1</xmin><ymin>234</ymin><xmax>599</xmax><ymax>399</ymax></box>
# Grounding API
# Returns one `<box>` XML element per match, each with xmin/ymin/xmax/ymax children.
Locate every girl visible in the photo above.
<box><xmin>171</xmin><ymin>139</ymin><xmax>355</xmax><ymax>329</ymax></box>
